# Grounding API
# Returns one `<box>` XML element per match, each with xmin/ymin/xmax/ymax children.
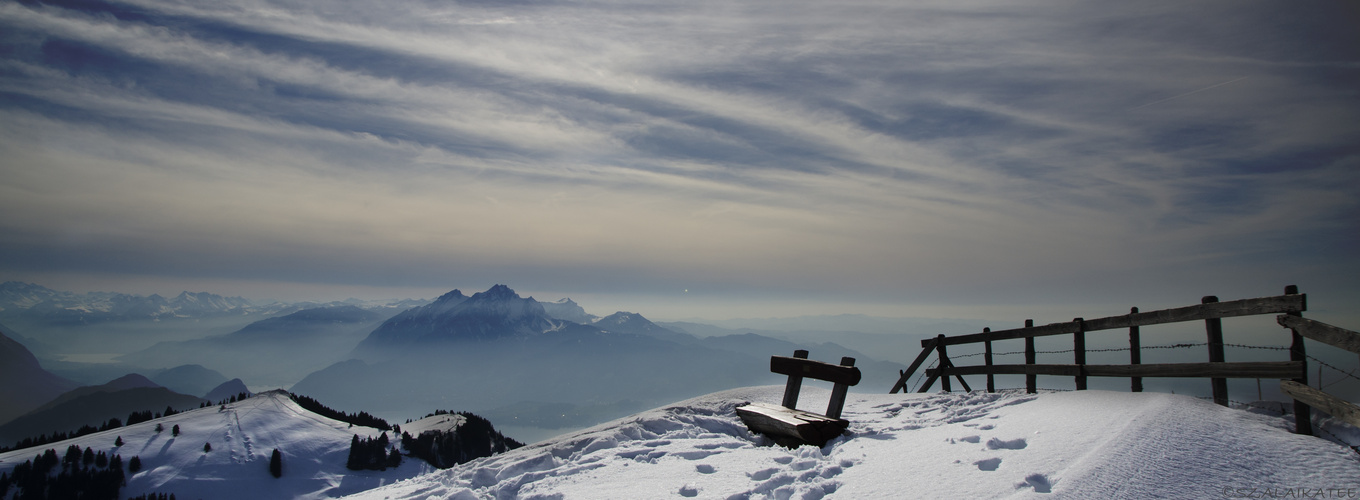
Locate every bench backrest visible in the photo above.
<box><xmin>772</xmin><ymin>350</ymin><xmax>861</xmax><ymax>419</ymax></box>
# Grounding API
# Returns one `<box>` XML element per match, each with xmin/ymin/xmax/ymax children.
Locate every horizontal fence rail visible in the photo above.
<box><xmin>888</xmin><ymin>286</ymin><xmax>1360</xmax><ymax>438</ymax></box>
<box><xmin>1278</xmin><ymin>315</ymin><xmax>1360</xmax><ymax>358</ymax></box>
<box><xmin>924</xmin><ymin>293</ymin><xmax>1306</xmax><ymax>348</ymax></box>
<box><xmin>927</xmin><ymin>361</ymin><xmax>1305</xmax><ymax>379</ymax></box>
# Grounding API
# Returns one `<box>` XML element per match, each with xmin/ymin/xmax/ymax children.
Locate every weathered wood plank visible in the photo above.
<box><xmin>1282</xmin><ymin>285</ymin><xmax>1312</xmax><ymax>435</ymax></box>
<box><xmin>930</xmin><ymin>361</ymin><xmax>1304</xmax><ymax>379</ymax></box>
<box><xmin>927</xmin><ymin>293</ymin><xmax>1307</xmax><ymax>347</ymax></box>
<box><xmin>736</xmin><ymin>402</ymin><xmax>849</xmax><ymax>447</ymax></box>
<box><xmin>889</xmin><ymin>338</ymin><xmax>938</xmax><ymax>393</ymax></box>
<box><xmin>1278</xmin><ymin>315</ymin><xmax>1360</xmax><ymax>355</ymax></box>
<box><xmin>781</xmin><ymin>350</ymin><xmax>809</xmax><ymax>408</ymax></box>
<box><xmin>1024</xmin><ymin>319</ymin><xmax>1036</xmax><ymax>394</ymax></box>
<box><xmin>1130</xmin><ymin>307</ymin><xmax>1142</xmax><ymax>392</ymax></box>
<box><xmin>771</xmin><ymin>356</ymin><xmax>862</xmax><ymax>386</ymax></box>
<box><xmin>1280</xmin><ymin>380</ymin><xmax>1360</xmax><ymax>429</ymax></box>
<box><xmin>825</xmin><ymin>357</ymin><xmax>856</xmax><ymax>419</ymax></box>
<box><xmin>931</xmin><ymin>364</ymin><xmax>1081</xmax><ymax>377</ymax></box>
<box><xmin>1083</xmin><ymin>361</ymin><xmax>1303</xmax><ymax>379</ymax></box>
<box><xmin>984</xmin><ymin>337</ymin><xmax>994</xmax><ymax>393</ymax></box>
<box><xmin>1074</xmin><ymin>318</ymin><xmax>1087</xmax><ymax>390</ymax></box>
<box><xmin>1203</xmin><ymin>296</ymin><xmax>1228</xmax><ymax>406</ymax></box>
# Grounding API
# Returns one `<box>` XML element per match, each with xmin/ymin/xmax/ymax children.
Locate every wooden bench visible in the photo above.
<box><xmin>736</xmin><ymin>350</ymin><xmax>861</xmax><ymax>447</ymax></box>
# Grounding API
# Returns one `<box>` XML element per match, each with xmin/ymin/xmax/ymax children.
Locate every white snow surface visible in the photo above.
<box><xmin>401</xmin><ymin>413</ymin><xmax>467</xmax><ymax>436</ymax></box>
<box><xmin>345</xmin><ymin>386</ymin><xmax>1360</xmax><ymax>499</ymax></box>
<box><xmin>0</xmin><ymin>391</ymin><xmax>434</xmax><ymax>499</ymax></box>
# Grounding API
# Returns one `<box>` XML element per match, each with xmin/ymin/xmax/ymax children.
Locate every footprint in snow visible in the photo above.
<box><xmin>986</xmin><ymin>437</ymin><xmax>1027</xmax><ymax>450</ymax></box>
<box><xmin>974</xmin><ymin>458</ymin><xmax>1001</xmax><ymax>471</ymax></box>
<box><xmin>748</xmin><ymin>468</ymin><xmax>780</xmax><ymax>481</ymax></box>
<box><xmin>1019</xmin><ymin>473</ymin><xmax>1053</xmax><ymax>493</ymax></box>
<box><xmin>696</xmin><ymin>464</ymin><xmax>715</xmax><ymax>474</ymax></box>
<box><xmin>959</xmin><ymin>435</ymin><xmax>981</xmax><ymax>443</ymax></box>
<box><xmin>678</xmin><ymin>484</ymin><xmax>699</xmax><ymax>497</ymax></box>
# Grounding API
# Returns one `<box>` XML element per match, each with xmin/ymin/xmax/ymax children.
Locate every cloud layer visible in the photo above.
<box><xmin>2</xmin><ymin>0</ymin><xmax>1357</xmax><ymax>315</ymax></box>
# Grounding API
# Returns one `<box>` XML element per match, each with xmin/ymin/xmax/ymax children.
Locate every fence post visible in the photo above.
<box><xmin>781</xmin><ymin>350</ymin><xmax>809</xmax><ymax>409</ymax></box>
<box><xmin>1024</xmin><ymin>319</ymin><xmax>1036</xmax><ymax>394</ymax></box>
<box><xmin>1203</xmin><ymin>296</ymin><xmax>1228</xmax><ymax>406</ymax></box>
<box><xmin>984</xmin><ymin>328</ymin><xmax>994</xmax><ymax>393</ymax></box>
<box><xmin>1285</xmin><ymin>285</ymin><xmax>1312</xmax><ymax>435</ymax></box>
<box><xmin>935</xmin><ymin>334</ymin><xmax>952</xmax><ymax>392</ymax></box>
<box><xmin>1074</xmin><ymin>318</ymin><xmax>1086</xmax><ymax>390</ymax></box>
<box><xmin>1130</xmin><ymin>306</ymin><xmax>1142</xmax><ymax>392</ymax></box>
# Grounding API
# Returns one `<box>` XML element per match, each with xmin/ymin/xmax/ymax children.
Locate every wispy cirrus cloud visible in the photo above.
<box><xmin>1</xmin><ymin>0</ymin><xmax>1356</xmax><ymax>315</ymax></box>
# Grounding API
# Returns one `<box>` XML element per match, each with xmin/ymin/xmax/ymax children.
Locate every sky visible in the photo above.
<box><xmin>1</xmin><ymin>0</ymin><xmax>1357</xmax><ymax>321</ymax></box>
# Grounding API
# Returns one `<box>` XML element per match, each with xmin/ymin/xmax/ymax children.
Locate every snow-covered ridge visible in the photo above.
<box><xmin>0</xmin><ymin>391</ymin><xmax>435</xmax><ymax>500</ymax></box>
<box><xmin>344</xmin><ymin>387</ymin><xmax>1360</xmax><ymax>499</ymax></box>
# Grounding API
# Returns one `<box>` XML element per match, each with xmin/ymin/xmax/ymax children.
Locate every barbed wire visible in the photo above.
<box><xmin>1307</xmin><ymin>355</ymin><xmax>1360</xmax><ymax>385</ymax></box>
<box><xmin>903</xmin><ymin>333</ymin><xmax>1360</xmax><ymax>454</ymax></box>
<box><xmin>950</xmin><ymin>342</ymin><xmax>1216</xmax><ymax>360</ymax></box>
<box><xmin>1223</xmin><ymin>343</ymin><xmax>1289</xmax><ymax>351</ymax></box>
<box><xmin>906</xmin><ymin>359</ymin><xmax>936</xmax><ymax>392</ymax></box>
<box><xmin>911</xmin><ymin>342</ymin><xmax>1360</xmax><ymax>395</ymax></box>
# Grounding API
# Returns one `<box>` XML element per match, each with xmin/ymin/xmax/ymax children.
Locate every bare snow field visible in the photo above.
<box><xmin>3</xmin><ymin>386</ymin><xmax>1357</xmax><ymax>499</ymax></box>
<box><xmin>0</xmin><ymin>391</ymin><xmax>436</xmax><ymax>500</ymax></box>
<box><xmin>346</xmin><ymin>386</ymin><xmax>1360</xmax><ymax>499</ymax></box>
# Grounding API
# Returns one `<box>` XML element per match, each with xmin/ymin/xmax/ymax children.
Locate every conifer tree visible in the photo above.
<box><xmin>269</xmin><ymin>449</ymin><xmax>283</xmax><ymax>478</ymax></box>
<box><xmin>172</xmin><ymin>425</ymin><xmax>180</xmax><ymax>437</ymax></box>
<box><xmin>203</xmin><ymin>442</ymin><xmax>212</xmax><ymax>453</ymax></box>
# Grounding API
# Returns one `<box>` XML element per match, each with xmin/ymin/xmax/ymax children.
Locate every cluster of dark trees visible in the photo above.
<box><xmin>2</xmin><ymin>406</ymin><xmax>186</xmax><ymax>453</ymax></box>
<box><xmin>0</xmin><ymin>444</ymin><xmax>129</xmax><ymax>500</ymax></box>
<box><xmin>2</xmin><ymin>419</ymin><xmax>117</xmax><ymax>454</ymax></box>
<box><xmin>210</xmin><ymin>392</ymin><xmax>251</xmax><ymax>406</ymax></box>
<box><xmin>346</xmin><ymin>433</ymin><xmax>401</xmax><ymax>471</ymax></box>
<box><xmin>400</xmin><ymin>412</ymin><xmax>524</xmax><ymax>469</ymax></box>
<box><xmin>125</xmin><ymin>406</ymin><xmax>178</xmax><ymax>426</ymax></box>
<box><xmin>128</xmin><ymin>494</ymin><xmax>177</xmax><ymax>500</ymax></box>
<box><xmin>289</xmin><ymin>393</ymin><xmax>391</xmax><ymax>430</ymax></box>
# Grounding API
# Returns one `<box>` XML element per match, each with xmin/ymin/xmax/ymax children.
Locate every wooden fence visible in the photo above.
<box><xmin>889</xmin><ymin>286</ymin><xmax>1360</xmax><ymax>436</ymax></box>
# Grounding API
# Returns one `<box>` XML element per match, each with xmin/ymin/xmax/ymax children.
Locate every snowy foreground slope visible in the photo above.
<box><xmin>0</xmin><ymin>391</ymin><xmax>434</xmax><ymax>499</ymax></box>
<box><xmin>347</xmin><ymin>387</ymin><xmax>1360</xmax><ymax>499</ymax></box>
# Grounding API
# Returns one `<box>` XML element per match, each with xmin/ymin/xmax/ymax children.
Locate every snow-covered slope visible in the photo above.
<box><xmin>0</xmin><ymin>391</ymin><xmax>434</xmax><ymax>499</ymax></box>
<box><xmin>344</xmin><ymin>387</ymin><xmax>1360</xmax><ymax>499</ymax></box>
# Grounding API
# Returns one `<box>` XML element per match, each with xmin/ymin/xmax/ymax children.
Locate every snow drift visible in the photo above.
<box><xmin>345</xmin><ymin>386</ymin><xmax>1360</xmax><ymax>499</ymax></box>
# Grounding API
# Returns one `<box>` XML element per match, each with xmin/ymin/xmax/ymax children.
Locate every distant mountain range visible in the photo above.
<box><xmin>118</xmin><ymin>305</ymin><xmax>394</xmax><ymax>388</ymax></box>
<box><xmin>0</xmin><ymin>281</ymin><xmax>428</xmax><ymax>325</ymax></box>
<box><xmin>5</xmin><ymin>281</ymin><xmax>923</xmax><ymax>439</ymax></box>
<box><xmin>297</xmin><ymin>285</ymin><xmax>904</xmax><ymax>431</ymax></box>
<box><xmin>0</xmin><ymin>373</ymin><xmax>208</xmax><ymax>445</ymax></box>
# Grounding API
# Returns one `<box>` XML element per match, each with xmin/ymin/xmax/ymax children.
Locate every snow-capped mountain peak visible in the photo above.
<box><xmin>354</xmin><ymin>285</ymin><xmax>560</xmax><ymax>350</ymax></box>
